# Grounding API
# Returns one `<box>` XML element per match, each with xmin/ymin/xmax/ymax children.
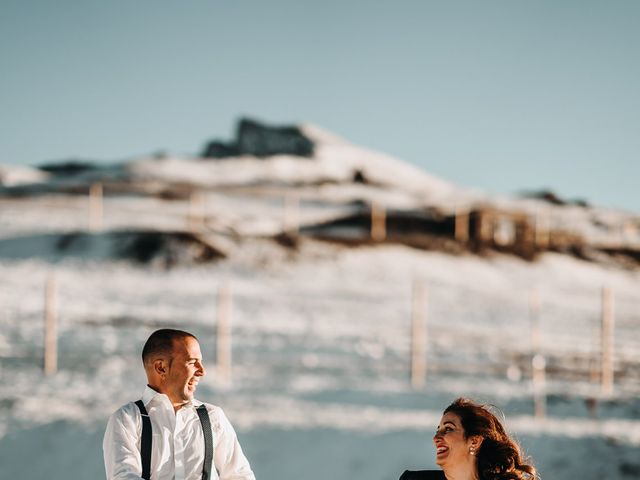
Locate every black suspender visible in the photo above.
<box><xmin>134</xmin><ymin>401</ymin><xmax>214</xmax><ymax>480</ymax></box>
<box><xmin>196</xmin><ymin>404</ymin><xmax>214</xmax><ymax>480</ymax></box>
<box><xmin>134</xmin><ymin>400</ymin><xmax>152</xmax><ymax>480</ymax></box>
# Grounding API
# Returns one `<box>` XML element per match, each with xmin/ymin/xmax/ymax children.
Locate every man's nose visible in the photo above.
<box><xmin>196</xmin><ymin>362</ymin><xmax>206</xmax><ymax>377</ymax></box>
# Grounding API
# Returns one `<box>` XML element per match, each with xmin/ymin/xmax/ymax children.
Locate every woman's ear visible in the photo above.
<box><xmin>470</xmin><ymin>435</ymin><xmax>483</xmax><ymax>450</ymax></box>
<box><xmin>468</xmin><ymin>435</ymin><xmax>483</xmax><ymax>456</ymax></box>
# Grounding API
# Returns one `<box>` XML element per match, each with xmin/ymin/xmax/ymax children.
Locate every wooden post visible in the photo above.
<box><xmin>534</xmin><ymin>211</ymin><xmax>550</xmax><ymax>249</ymax></box>
<box><xmin>216</xmin><ymin>283</ymin><xmax>233</xmax><ymax>385</ymax></box>
<box><xmin>529</xmin><ymin>289</ymin><xmax>541</xmax><ymax>354</ymax></box>
<box><xmin>491</xmin><ymin>214</ymin><xmax>502</xmax><ymax>246</ymax></box>
<box><xmin>529</xmin><ymin>288</ymin><xmax>545</xmax><ymax>418</ymax></box>
<box><xmin>484</xmin><ymin>210</ymin><xmax>494</xmax><ymax>243</ymax></box>
<box><xmin>89</xmin><ymin>182</ymin><xmax>103</xmax><ymax>232</ymax></box>
<box><xmin>532</xmin><ymin>353</ymin><xmax>546</xmax><ymax>418</ymax></box>
<box><xmin>475</xmin><ymin>209</ymin><xmax>494</xmax><ymax>246</ymax></box>
<box><xmin>622</xmin><ymin>220</ymin><xmax>637</xmax><ymax>247</ymax></box>
<box><xmin>410</xmin><ymin>280</ymin><xmax>427</xmax><ymax>389</ymax></box>
<box><xmin>283</xmin><ymin>193</ymin><xmax>300</xmax><ymax>235</ymax></box>
<box><xmin>189</xmin><ymin>192</ymin><xmax>206</xmax><ymax>232</ymax></box>
<box><xmin>44</xmin><ymin>274</ymin><xmax>58</xmax><ymax>376</ymax></box>
<box><xmin>454</xmin><ymin>206</ymin><xmax>469</xmax><ymax>243</ymax></box>
<box><xmin>371</xmin><ymin>202</ymin><xmax>386</xmax><ymax>242</ymax></box>
<box><xmin>601</xmin><ymin>286</ymin><xmax>615</xmax><ymax>395</ymax></box>
<box><xmin>590</xmin><ymin>326</ymin><xmax>600</xmax><ymax>383</ymax></box>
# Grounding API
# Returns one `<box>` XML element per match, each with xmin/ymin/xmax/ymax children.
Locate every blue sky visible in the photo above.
<box><xmin>1</xmin><ymin>1</ymin><xmax>639</xmax><ymax>210</ymax></box>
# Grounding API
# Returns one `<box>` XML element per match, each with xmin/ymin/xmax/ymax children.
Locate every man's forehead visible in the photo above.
<box><xmin>172</xmin><ymin>336</ymin><xmax>201</xmax><ymax>356</ymax></box>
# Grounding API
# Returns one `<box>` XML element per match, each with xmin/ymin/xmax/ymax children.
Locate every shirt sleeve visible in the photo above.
<box><xmin>212</xmin><ymin>407</ymin><xmax>256</xmax><ymax>480</ymax></box>
<box><xmin>103</xmin><ymin>404</ymin><xmax>145</xmax><ymax>480</ymax></box>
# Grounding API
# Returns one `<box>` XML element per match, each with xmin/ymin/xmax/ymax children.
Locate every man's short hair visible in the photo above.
<box><xmin>142</xmin><ymin>329</ymin><xmax>197</xmax><ymax>366</ymax></box>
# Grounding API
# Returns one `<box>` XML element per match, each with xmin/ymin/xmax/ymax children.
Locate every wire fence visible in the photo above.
<box><xmin>2</xmin><ymin>186</ymin><xmax>640</xmax><ymax>249</ymax></box>
<box><xmin>1</xmin><ymin>265</ymin><xmax>639</xmax><ymax>420</ymax></box>
<box><xmin>2</xmin><ymin>189</ymin><xmax>640</xmax><ymax>424</ymax></box>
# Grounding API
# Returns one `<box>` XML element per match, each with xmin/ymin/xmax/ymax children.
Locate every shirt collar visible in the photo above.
<box><xmin>141</xmin><ymin>385</ymin><xmax>203</xmax><ymax>408</ymax></box>
<box><xmin>141</xmin><ymin>385</ymin><xmax>163</xmax><ymax>406</ymax></box>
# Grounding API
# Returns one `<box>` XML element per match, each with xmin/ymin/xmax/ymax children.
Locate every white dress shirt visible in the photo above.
<box><xmin>103</xmin><ymin>386</ymin><xmax>256</xmax><ymax>480</ymax></box>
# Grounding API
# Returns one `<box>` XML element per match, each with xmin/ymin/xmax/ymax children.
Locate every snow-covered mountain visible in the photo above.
<box><xmin>1</xmin><ymin>119</ymin><xmax>639</xmax><ymax>480</ymax></box>
<box><xmin>1</xmin><ymin>118</ymin><xmax>638</xmax><ymax>266</ymax></box>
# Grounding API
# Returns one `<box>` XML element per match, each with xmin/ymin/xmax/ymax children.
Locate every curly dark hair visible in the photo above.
<box><xmin>444</xmin><ymin>398</ymin><xmax>537</xmax><ymax>480</ymax></box>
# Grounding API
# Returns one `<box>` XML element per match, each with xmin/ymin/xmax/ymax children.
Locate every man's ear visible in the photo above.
<box><xmin>153</xmin><ymin>358</ymin><xmax>167</xmax><ymax>377</ymax></box>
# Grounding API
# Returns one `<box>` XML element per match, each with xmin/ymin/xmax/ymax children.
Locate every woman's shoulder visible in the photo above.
<box><xmin>399</xmin><ymin>470</ymin><xmax>446</xmax><ymax>480</ymax></box>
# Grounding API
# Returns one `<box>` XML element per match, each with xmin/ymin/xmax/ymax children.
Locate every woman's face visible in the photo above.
<box><xmin>433</xmin><ymin>412</ymin><xmax>476</xmax><ymax>468</ymax></box>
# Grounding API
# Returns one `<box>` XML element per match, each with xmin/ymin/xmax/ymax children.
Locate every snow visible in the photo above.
<box><xmin>0</xmin><ymin>164</ymin><xmax>50</xmax><ymax>186</ymax></box>
<box><xmin>0</xmin><ymin>241</ymin><xmax>639</xmax><ymax>479</ymax></box>
<box><xmin>1</xmin><ymin>125</ymin><xmax>639</xmax><ymax>480</ymax></box>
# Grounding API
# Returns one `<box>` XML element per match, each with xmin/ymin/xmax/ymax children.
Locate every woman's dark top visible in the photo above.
<box><xmin>399</xmin><ymin>470</ymin><xmax>446</xmax><ymax>480</ymax></box>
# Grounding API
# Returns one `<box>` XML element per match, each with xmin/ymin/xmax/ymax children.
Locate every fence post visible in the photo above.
<box><xmin>590</xmin><ymin>326</ymin><xmax>600</xmax><ymax>383</ymax></box>
<box><xmin>601</xmin><ymin>286</ymin><xmax>615</xmax><ymax>395</ymax></box>
<box><xmin>216</xmin><ymin>283</ymin><xmax>233</xmax><ymax>385</ymax></box>
<box><xmin>410</xmin><ymin>280</ymin><xmax>427</xmax><ymax>389</ymax></box>
<box><xmin>89</xmin><ymin>182</ymin><xmax>103</xmax><ymax>232</ymax></box>
<box><xmin>532</xmin><ymin>353</ymin><xmax>546</xmax><ymax>418</ymax></box>
<box><xmin>529</xmin><ymin>289</ymin><xmax>541</xmax><ymax>354</ymax></box>
<box><xmin>454</xmin><ymin>206</ymin><xmax>469</xmax><ymax>243</ymax></box>
<box><xmin>44</xmin><ymin>273</ymin><xmax>58</xmax><ymax>376</ymax></box>
<box><xmin>371</xmin><ymin>202</ymin><xmax>386</xmax><ymax>242</ymax></box>
<box><xmin>283</xmin><ymin>193</ymin><xmax>300</xmax><ymax>235</ymax></box>
<box><xmin>189</xmin><ymin>192</ymin><xmax>206</xmax><ymax>232</ymax></box>
<box><xmin>528</xmin><ymin>288</ymin><xmax>545</xmax><ymax>417</ymax></box>
<box><xmin>534</xmin><ymin>210</ymin><xmax>550</xmax><ymax>249</ymax></box>
<box><xmin>622</xmin><ymin>220</ymin><xmax>637</xmax><ymax>247</ymax></box>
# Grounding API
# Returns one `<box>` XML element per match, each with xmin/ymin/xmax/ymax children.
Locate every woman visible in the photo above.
<box><xmin>400</xmin><ymin>398</ymin><xmax>537</xmax><ymax>480</ymax></box>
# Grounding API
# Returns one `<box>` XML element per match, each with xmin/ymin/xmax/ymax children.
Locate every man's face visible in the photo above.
<box><xmin>163</xmin><ymin>336</ymin><xmax>206</xmax><ymax>406</ymax></box>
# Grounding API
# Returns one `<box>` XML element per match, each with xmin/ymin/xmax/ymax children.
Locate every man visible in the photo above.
<box><xmin>103</xmin><ymin>329</ymin><xmax>256</xmax><ymax>480</ymax></box>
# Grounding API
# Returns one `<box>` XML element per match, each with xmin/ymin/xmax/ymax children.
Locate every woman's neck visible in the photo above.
<box><xmin>443</xmin><ymin>464</ymin><xmax>479</xmax><ymax>480</ymax></box>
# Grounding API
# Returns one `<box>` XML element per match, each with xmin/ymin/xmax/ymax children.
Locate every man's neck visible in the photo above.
<box><xmin>147</xmin><ymin>384</ymin><xmax>189</xmax><ymax>413</ymax></box>
<box><xmin>173</xmin><ymin>400</ymin><xmax>189</xmax><ymax>413</ymax></box>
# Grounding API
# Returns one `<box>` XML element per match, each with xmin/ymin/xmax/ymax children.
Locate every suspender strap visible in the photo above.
<box><xmin>135</xmin><ymin>400</ymin><xmax>152</xmax><ymax>480</ymax></box>
<box><xmin>196</xmin><ymin>404</ymin><xmax>214</xmax><ymax>480</ymax></box>
<box><xmin>134</xmin><ymin>400</ymin><xmax>213</xmax><ymax>480</ymax></box>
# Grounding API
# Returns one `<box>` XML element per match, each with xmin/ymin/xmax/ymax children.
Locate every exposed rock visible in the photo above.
<box><xmin>352</xmin><ymin>170</ymin><xmax>368</xmax><ymax>184</ymax></box>
<box><xmin>202</xmin><ymin>141</ymin><xmax>240</xmax><ymax>158</ymax></box>
<box><xmin>0</xmin><ymin>230</ymin><xmax>225</xmax><ymax>268</ymax></box>
<box><xmin>38</xmin><ymin>160</ymin><xmax>97</xmax><ymax>176</ymax></box>
<box><xmin>599</xmin><ymin>246</ymin><xmax>640</xmax><ymax>269</ymax></box>
<box><xmin>273</xmin><ymin>232</ymin><xmax>300</xmax><ymax>249</ymax></box>
<box><xmin>109</xmin><ymin>231</ymin><xmax>225</xmax><ymax>267</ymax></box>
<box><xmin>619</xmin><ymin>462</ymin><xmax>640</xmax><ymax>477</ymax></box>
<box><xmin>520</xmin><ymin>189</ymin><xmax>590</xmax><ymax>208</ymax></box>
<box><xmin>296</xmin><ymin>205</ymin><xmax>613</xmax><ymax>263</ymax></box>
<box><xmin>202</xmin><ymin>117</ymin><xmax>314</xmax><ymax>159</ymax></box>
